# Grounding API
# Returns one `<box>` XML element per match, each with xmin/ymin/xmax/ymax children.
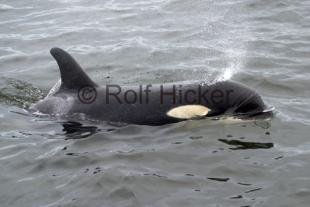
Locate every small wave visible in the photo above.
<box><xmin>0</xmin><ymin>4</ymin><xmax>14</xmax><ymax>10</ymax></box>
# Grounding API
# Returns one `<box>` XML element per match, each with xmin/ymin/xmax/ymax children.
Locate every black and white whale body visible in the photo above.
<box><xmin>30</xmin><ymin>48</ymin><xmax>271</xmax><ymax>126</ymax></box>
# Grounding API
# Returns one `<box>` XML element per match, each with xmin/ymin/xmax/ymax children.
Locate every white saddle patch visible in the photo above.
<box><xmin>167</xmin><ymin>105</ymin><xmax>210</xmax><ymax>119</ymax></box>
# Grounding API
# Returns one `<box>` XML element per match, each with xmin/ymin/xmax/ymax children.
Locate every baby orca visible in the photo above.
<box><xmin>30</xmin><ymin>48</ymin><xmax>272</xmax><ymax>126</ymax></box>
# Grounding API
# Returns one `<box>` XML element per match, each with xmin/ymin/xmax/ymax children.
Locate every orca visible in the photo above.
<box><xmin>30</xmin><ymin>48</ymin><xmax>272</xmax><ymax>126</ymax></box>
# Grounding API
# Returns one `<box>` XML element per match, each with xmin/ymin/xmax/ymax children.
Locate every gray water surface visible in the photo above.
<box><xmin>1</xmin><ymin>0</ymin><xmax>310</xmax><ymax>206</ymax></box>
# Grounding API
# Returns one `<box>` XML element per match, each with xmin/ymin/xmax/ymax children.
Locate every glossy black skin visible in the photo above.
<box><xmin>43</xmin><ymin>81</ymin><xmax>266</xmax><ymax>125</ymax></box>
<box><xmin>31</xmin><ymin>48</ymin><xmax>269</xmax><ymax>126</ymax></box>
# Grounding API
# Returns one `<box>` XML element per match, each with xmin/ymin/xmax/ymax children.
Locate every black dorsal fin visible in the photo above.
<box><xmin>50</xmin><ymin>47</ymin><xmax>97</xmax><ymax>90</ymax></box>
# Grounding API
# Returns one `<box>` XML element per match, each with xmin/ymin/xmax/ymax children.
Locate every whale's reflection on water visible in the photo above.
<box><xmin>59</xmin><ymin>110</ymin><xmax>273</xmax><ymax>140</ymax></box>
<box><xmin>60</xmin><ymin>119</ymin><xmax>130</xmax><ymax>139</ymax></box>
<box><xmin>218</xmin><ymin>139</ymin><xmax>274</xmax><ymax>150</ymax></box>
<box><xmin>62</xmin><ymin>121</ymin><xmax>100</xmax><ymax>139</ymax></box>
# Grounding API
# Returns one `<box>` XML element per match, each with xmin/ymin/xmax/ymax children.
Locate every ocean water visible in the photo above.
<box><xmin>1</xmin><ymin>0</ymin><xmax>310</xmax><ymax>206</ymax></box>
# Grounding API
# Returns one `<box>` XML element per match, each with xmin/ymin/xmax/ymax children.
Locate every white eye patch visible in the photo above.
<box><xmin>166</xmin><ymin>105</ymin><xmax>210</xmax><ymax>119</ymax></box>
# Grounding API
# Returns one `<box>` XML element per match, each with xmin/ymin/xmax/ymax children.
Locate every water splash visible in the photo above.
<box><xmin>209</xmin><ymin>48</ymin><xmax>244</xmax><ymax>84</ymax></box>
<box><xmin>218</xmin><ymin>50</ymin><xmax>244</xmax><ymax>82</ymax></box>
<box><xmin>211</xmin><ymin>2</ymin><xmax>250</xmax><ymax>83</ymax></box>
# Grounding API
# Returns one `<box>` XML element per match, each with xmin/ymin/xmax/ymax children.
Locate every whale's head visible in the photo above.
<box><xmin>205</xmin><ymin>80</ymin><xmax>273</xmax><ymax>119</ymax></box>
<box><xmin>233</xmin><ymin>92</ymin><xmax>273</xmax><ymax>119</ymax></box>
